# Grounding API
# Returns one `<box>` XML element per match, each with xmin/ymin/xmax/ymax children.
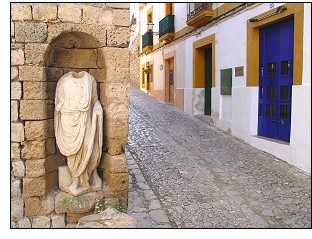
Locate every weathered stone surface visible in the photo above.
<box><xmin>20</xmin><ymin>100</ymin><xmax>54</xmax><ymax>120</ymax></box>
<box><xmin>52</xmin><ymin>48</ymin><xmax>97</xmax><ymax>68</ymax></box>
<box><xmin>11</xmin><ymin>122</ymin><xmax>24</xmax><ymax>142</ymax></box>
<box><xmin>106</xmin><ymin>3</ymin><xmax>130</xmax><ymax>9</ymax></box>
<box><xmin>25</xmin><ymin>158</ymin><xmax>45</xmax><ymax>177</ymax></box>
<box><xmin>32</xmin><ymin>216</ymin><xmax>51</xmax><ymax>228</ymax></box>
<box><xmin>83</xmin><ymin>6</ymin><xmax>113</xmax><ymax>25</ymax></box>
<box><xmin>33</xmin><ymin>3</ymin><xmax>57</xmax><ymax>21</ymax></box>
<box><xmin>100</xmin><ymin>153</ymin><xmax>128</xmax><ymax>173</ymax></box>
<box><xmin>21</xmin><ymin>138</ymin><xmax>55</xmax><ymax>159</ymax></box>
<box><xmin>24</xmin><ymin>192</ymin><xmax>54</xmax><ymax>217</ymax></box>
<box><xmin>18</xmin><ymin>218</ymin><xmax>31</xmax><ymax>228</ymax></box>
<box><xmin>90</xmin><ymin>67</ymin><xmax>131</xmax><ymax>84</ymax></box>
<box><xmin>25</xmin><ymin>119</ymin><xmax>54</xmax><ymax>140</ymax></box>
<box><xmin>11</xmin><ymin>43</ymin><xmax>25</xmax><ymax>49</ymax></box>
<box><xmin>11</xmin><ymin>143</ymin><xmax>20</xmax><ymax>160</ymax></box>
<box><xmin>19</xmin><ymin>66</ymin><xmax>46</xmax><ymax>81</ymax></box>
<box><xmin>107</xmin><ymin>26</ymin><xmax>129</xmax><ymax>48</ymax></box>
<box><xmin>11</xmin><ymin>67</ymin><xmax>18</xmax><ymax>80</ymax></box>
<box><xmin>55</xmin><ymin>191</ymin><xmax>104</xmax><ymax>214</ymax></box>
<box><xmin>78</xmin><ymin>208</ymin><xmax>137</xmax><ymax>228</ymax></box>
<box><xmin>23</xmin><ymin>176</ymin><xmax>47</xmax><ymax>197</ymax></box>
<box><xmin>47</xmin><ymin>23</ymin><xmax>106</xmax><ymax>47</ymax></box>
<box><xmin>105</xmin><ymin>119</ymin><xmax>129</xmax><ymax>139</ymax></box>
<box><xmin>66</xmin><ymin>223</ymin><xmax>78</xmax><ymax>228</ymax></box>
<box><xmin>102</xmin><ymin>182</ymin><xmax>128</xmax><ymax>200</ymax></box>
<box><xmin>11</xmin><ymin>198</ymin><xmax>24</xmax><ymax>220</ymax></box>
<box><xmin>11</xmin><ymin>3</ymin><xmax>32</xmax><ymax>21</ymax></box>
<box><xmin>88</xmin><ymin>69</ymin><xmax>105</xmax><ymax>83</ymax></box>
<box><xmin>112</xmin><ymin>10</ymin><xmax>130</xmax><ymax>27</ymax></box>
<box><xmin>11</xmin><ymin>178</ymin><xmax>22</xmax><ymax>198</ymax></box>
<box><xmin>11</xmin><ymin>81</ymin><xmax>22</xmax><ymax>100</ymax></box>
<box><xmin>95</xmin><ymin>197</ymin><xmax>127</xmax><ymax>214</ymax></box>
<box><xmin>66</xmin><ymin>212</ymin><xmax>89</xmax><ymax>223</ymax></box>
<box><xmin>46</xmin><ymin>67</ymin><xmax>63</xmax><ymax>82</ymax></box>
<box><xmin>100</xmin><ymin>82</ymin><xmax>130</xmax><ymax>107</ymax></box>
<box><xmin>11</xmin><ymin>21</ymin><xmax>14</xmax><ymax>36</ymax></box>
<box><xmin>12</xmin><ymin>160</ymin><xmax>25</xmax><ymax>178</ymax></box>
<box><xmin>58</xmin><ymin>4</ymin><xmax>82</xmax><ymax>23</ymax></box>
<box><xmin>103</xmin><ymin>171</ymin><xmax>128</xmax><ymax>192</ymax></box>
<box><xmin>98</xmin><ymin>47</ymin><xmax>129</xmax><ymax>68</ymax></box>
<box><xmin>104</xmin><ymin>137</ymin><xmax>127</xmax><ymax>156</ymax></box>
<box><xmin>11</xmin><ymin>49</ymin><xmax>24</xmax><ymax>66</ymax></box>
<box><xmin>24</xmin><ymin>81</ymin><xmax>56</xmax><ymax>99</ymax></box>
<box><xmin>51</xmin><ymin>214</ymin><xmax>66</xmax><ymax>228</ymax></box>
<box><xmin>25</xmin><ymin>43</ymin><xmax>50</xmax><ymax>65</ymax></box>
<box><xmin>15</xmin><ymin>22</ymin><xmax>48</xmax><ymax>43</ymax></box>
<box><xmin>149</xmin><ymin>210</ymin><xmax>170</xmax><ymax>224</ymax></box>
<box><xmin>11</xmin><ymin>101</ymin><xmax>19</xmax><ymax>122</ymax></box>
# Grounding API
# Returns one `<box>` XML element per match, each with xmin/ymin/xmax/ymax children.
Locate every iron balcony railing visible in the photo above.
<box><xmin>142</xmin><ymin>31</ymin><xmax>153</xmax><ymax>49</ymax></box>
<box><xmin>187</xmin><ymin>3</ymin><xmax>213</xmax><ymax>21</ymax></box>
<box><xmin>159</xmin><ymin>15</ymin><xmax>175</xmax><ymax>38</ymax></box>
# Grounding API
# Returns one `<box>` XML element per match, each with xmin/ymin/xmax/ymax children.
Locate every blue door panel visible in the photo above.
<box><xmin>258</xmin><ymin>17</ymin><xmax>294</xmax><ymax>142</ymax></box>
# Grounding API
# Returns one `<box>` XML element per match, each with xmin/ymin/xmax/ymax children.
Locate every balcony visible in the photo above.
<box><xmin>142</xmin><ymin>31</ymin><xmax>153</xmax><ymax>53</ymax></box>
<box><xmin>159</xmin><ymin>15</ymin><xmax>175</xmax><ymax>43</ymax></box>
<box><xmin>186</xmin><ymin>3</ymin><xmax>213</xmax><ymax>28</ymax></box>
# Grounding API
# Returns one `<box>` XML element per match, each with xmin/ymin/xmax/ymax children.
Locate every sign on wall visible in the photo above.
<box><xmin>221</xmin><ymin>68</ymin><xmax>232</xmax><ymax>95</ymax></box>
<box><xmin>235</xmin><ymin>66</ymin><xmax>244</xmax><ymax>77</ymax></box>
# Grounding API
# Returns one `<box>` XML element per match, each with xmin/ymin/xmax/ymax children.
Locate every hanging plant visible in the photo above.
<box><xmin>143</xmin><ymin>67</ymin><xmax>151</xmax><ymax>74</ymax></box>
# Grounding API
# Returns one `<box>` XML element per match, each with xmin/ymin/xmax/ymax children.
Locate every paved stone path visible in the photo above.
<box><xmin>127</xmin><ymin>87</ymin><xmax>311</xmax><ymax>228</ymax></box>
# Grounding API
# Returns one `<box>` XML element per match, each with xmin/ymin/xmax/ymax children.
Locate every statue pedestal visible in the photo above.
<box><xmin>59</xmin><ymin>166</ymin><xmax>102</xmax><ymax>196</ymax></box>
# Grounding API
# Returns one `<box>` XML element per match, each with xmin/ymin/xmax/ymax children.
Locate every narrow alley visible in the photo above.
<box><xmin>127</xmin><ymin>87</ymin><xmax>311</xmax><ymax>228</ymax></box>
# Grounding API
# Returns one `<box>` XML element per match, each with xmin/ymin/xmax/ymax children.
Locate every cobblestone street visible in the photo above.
<box><xmin>127</xmin><ymin>87</ymin><xmax>311</xmax><ymax>228</ymax></box>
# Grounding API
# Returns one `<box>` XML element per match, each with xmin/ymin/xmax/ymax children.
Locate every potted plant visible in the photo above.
<box><xmin>143</xmin><ymin>66</ymin><xmax>151</xmax><ymax>74</ymax></box>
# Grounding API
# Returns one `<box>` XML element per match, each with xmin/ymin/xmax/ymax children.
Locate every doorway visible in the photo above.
<box><xmin>204</xmin><ymin>47</ymin><xmax>212</xmax><ymax>115</ymax></box>
<box><xmin>258</xmin><ymin>17</ymin><xmax>294</xmax><ymax>142</ymax></box>
<box><xmin>165</xmin><ymin>58</ymin><xmax>174</xmax><ymax>103</ymax></box>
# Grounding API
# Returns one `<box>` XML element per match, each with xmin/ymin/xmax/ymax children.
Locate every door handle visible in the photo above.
<box><xmin>272</xmin><ymin>119</ymin><xmax>284</xmax><ymax>125</ymax></box>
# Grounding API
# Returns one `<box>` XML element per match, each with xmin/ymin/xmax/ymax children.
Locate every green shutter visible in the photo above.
<box><xmin>221</xmin><ymin>68</ymin><xmax>232</xmax><ymax>95</ymax></box>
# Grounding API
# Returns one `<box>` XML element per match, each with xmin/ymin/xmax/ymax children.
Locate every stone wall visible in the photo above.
<box><xmin>11</xmin><ymin>3</ymin><xmax>130</xmax><ymax>228</ymax></box>
<box><xmin>129</xmin><ymin>35</ymin><xmax>140</xmax><ymax>88</ymax></box>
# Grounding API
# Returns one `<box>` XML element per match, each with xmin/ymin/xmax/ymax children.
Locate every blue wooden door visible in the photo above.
<box><xmin>258</xmin><ymin>17</ymin><xmax>294</xmax><ymax>142</ymax></box>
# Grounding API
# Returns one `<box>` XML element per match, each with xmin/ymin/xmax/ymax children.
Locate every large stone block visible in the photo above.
<box><xmin>83</xmin><ymin>6</ymin><xmax>113</xmax><ymax>25</ymax></box>
<box><xmin>25</xmin><ymin>43</ymin><xmax>50</xmax><ymax>65</ymax></box>
<box><xmin>25</xmin><ymin>158</ymin><xmax>45</xmax><ymax>177</ymax></box>
<box><xmin>15</xmin><ymin>22</ymin><xmax>48</xmax><ymax>43</ymax></box>
<box><xmin>11</xmin><ymin>142</ymin><xmax>20</xmax><ymax>160</ymax></box>
<box><xmin>19</xmin><ymin>66</ymin><xmax>46</xmax><ymax>81</ymax></box>
<box><xmin>11</xmin><ymin>49</ymin><xmax>24</xmax><ymax>66</ymax></box>
<box><xmin>102</xmin><ymin>182</ymin><xmax>128</xmax><ymax>200</ymax></box>
<box><xmin>66</xmin><ymin>212</ymin><xmax>89</xmax><ymax>223</ymax></box>
<box><xmin>100</xmin><ymin>82</ymin><xmax>130</xmax><ymax>106</ymax></box>
<box><xmin>11</xmin><ymin>122</ymin><xmax>24</xmax><ymax>142</ymax></box>
<box><xmin>11</xmin><ymin>100</ymin><xmax>19</xmax><ymax>121</ymax></box>
<box><xmin>58</xmin><ymin>4</ymin><xmax>82</xmax><ymax>23</ymax></box>
<box><xmin>106</xmin><ymin>102</ymin><xmax>129</xmax><ymax>122</ymax></box>
<box><xmin>11</xmin><ymin>198</ymin><xmax>24</xmax><ymax>220</ymax></box>
<box><xmin>11</xmin><ymin>21</ymin><xmax>14</xmax><ymax>37</ymax></box>
<box><xmin>21</xmin><ymin>138</ymin><xmax>55</xmax><ymax>159</ymax></box>
<box><xmin>103</xmin><ymin>171</ymin><xmax>128</xmax><ymax>191</ymax></box>
<box><xmin>55</xmin><ymin>191</ymin><xmax>104</xmax><ymax>214</ymax></box>
<box><xmin>106</xmin><ymin>3</ymin><xmax>130</xmax><ymax>9</ymax></box>
<box><xmin>20</xmin><ymin>100</ymin><xmax>54</xmax><ymax>120</ymax></box>
<box><xmin>11</xmin><ymin>3</ymin><xmax>32</xmax><ymax>21</ymax></box>
<box><xmin>78</xmin><ymin>208</ymin><xmax>137</xmax><ymax>228</ymax></box>
<box><xmin>53</xmin><ymin>48</ymin><xmax>97</xmax><ymax>68</ymax></box>
<box><xmin>98</xmin><ymin>47</ymin><xmax>129</xmax><ymax>68</ymax></box>
<box><xmin>112</xmin><ymin>10</ymin><xmax>130</xmax><ymax>27</ymax></box>
<box><xmin>11</xmin><ymin>81</ymin><xmax>22</xmax><ymax>100</ymax></box>
<box><xmin>33</xmin><ymin>3</ymin><xmax>57</xmax><ymax>21</ymax></box>
<box><xmin>51</xmin><ymin>214</ymin><xmax>66</xmax><ymax>228</ymax></box>
<box><xmin>100</xmin><ymin>153</ymin><xmax>128</xmax><ymax>173</ymax></box>
<box><xmin>18</xmin><ymin>218</ymin><xmax>31</xmax><ymax>228</ymax></box>
<box><xmin>104</xmin><ymin>137</ymin><xmax>127</xmax><ymax>156</ymax></box>
<box><xmin>25</xmin><ymin>119</ymin><xmax>54</xmax><ymax>140</ymax></box>
<box><xmin>23</xmin><ymin>82</ymin><xmax>56</xmax><ymax>100</ymax></box>
<box><xmin>47</xmin><ymin>23</ymin><xmax>106</xmax><ymax>47</ymax></box>
<box><xmin>107</xmin><ymin>26</ymin><xmax>130</xmax><ymax>48</ymax></box>
<box><xmin>23</xmin><ymin>176</ymin><xmax>47</xmax><ymax>197</ymax></box>
<box><xmin>11</xmin><ymin>178</ymin><xmax>22</xmax><ymax>198</ymax></box>
<box><xmin>105</xmin><ymin>119</ymin><xmax>129</xmax><ymax>139</ymax></box>
<box><xmin>24</xmin><ymin>192</ymin><xmax>54</xmax><ymax>217</ymax></box>
<box><xmin>32</xmin><ymin>216</ymin><xmax>51</xmax><ymax>228</ymax></box>
<box><xmin>12</xmin><ymin>160</ymin><xmax>25</xmax><ymax>178</ymax></box>
<box><xmin>11</xmin><ymin>67</ymin><xmax>18</xmax><ymax>80</ymax></box>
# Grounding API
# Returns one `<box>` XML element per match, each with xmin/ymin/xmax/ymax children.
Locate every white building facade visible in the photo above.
<box><xmin>133</xmin><ymin>3</ymin><xmax>311</xmax><ymax>174</ymax></box>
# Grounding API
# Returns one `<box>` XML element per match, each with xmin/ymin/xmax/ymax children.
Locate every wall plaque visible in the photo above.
<box><xmin>235</xmin><ymin>66</ymin><xmax>244</xmax><ymax>77</ymax></box>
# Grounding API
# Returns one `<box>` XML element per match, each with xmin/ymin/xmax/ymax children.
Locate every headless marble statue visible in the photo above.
<box><xmin>55</xmin><ymin>71</ymin><xmax>103</xmax><ymax>196</ymax></box>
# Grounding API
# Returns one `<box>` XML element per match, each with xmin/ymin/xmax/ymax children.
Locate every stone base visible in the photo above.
<box><xmin>58</xmin><ymin>165</ymin><xmax>102</xmax><ymax>196</ymax></box>
<box><xmin>77</xmin><ymin>208</ymin><xmax>137</xmax><ymax>228</ymax></box>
